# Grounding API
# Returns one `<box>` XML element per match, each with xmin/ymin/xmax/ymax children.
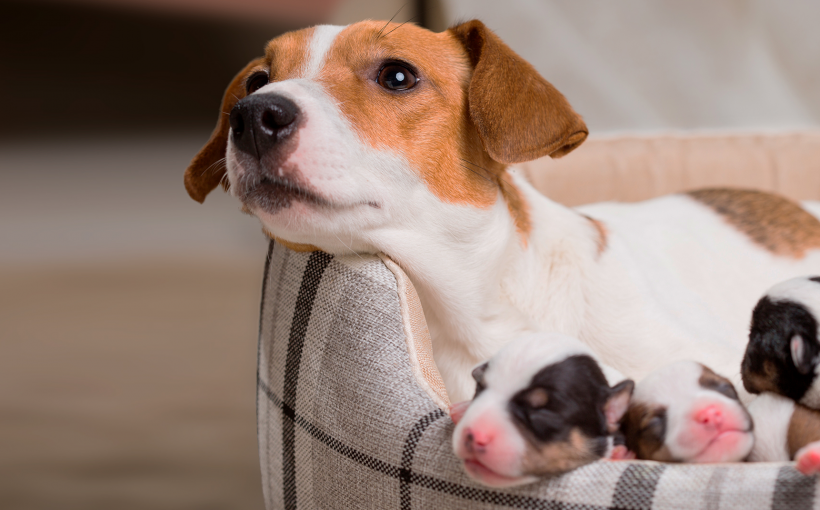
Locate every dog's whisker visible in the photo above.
<box><xmin>376</xmin><ymin>3</ymin><xmax>407</xmax><ymax>39</ymax></box>
<box><xmin>200</xmin><ymin>157</ymin><xmax>227</xmax><ymax>177</ymax></box>
<box><xmin>383</xmin><ymin>16</ymin><xmax>417</xmax><ymax>37</ymax></box>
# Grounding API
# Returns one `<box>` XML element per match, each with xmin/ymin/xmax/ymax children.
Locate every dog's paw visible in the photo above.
<box><xmin>449</xmin><ymin>401</ymin><xmax>470</xmax><ymax>424</ymax></box>
<box><xmin>795</xmin><ymin>441</ymin><xmax>820</xmax><ymax>475</ymax></box>
<box><xmin>608</xmin><ymin>445</ymin><xmax>636</xmax><ymax>461</ymax></box>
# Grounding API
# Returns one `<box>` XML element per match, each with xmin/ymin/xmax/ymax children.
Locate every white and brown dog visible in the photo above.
<box><xmin>184</xmin><ymin>20</ymin><xmax>820</xmax><ymax>403</ymax></box>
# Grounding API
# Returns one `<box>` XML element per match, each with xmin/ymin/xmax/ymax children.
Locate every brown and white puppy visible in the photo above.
<box><xmin>746</xmin><ymin>393</ymin><xmax>820</xmax><ymax>475</ymax></box>
<box><xmin>621</xmin><ymin>360</ymin><xmax>754</xmax><ymax>463</ymax></box>
<box><xmin>742</xmin><ymin>276</ymin><xmax>820</xmax><ymax>408</ymax></box>
<box><xmin>450</xmin><ymin>332</ymin><xmax>633</xmax><ymax>487</ymax></box>
<box><xmin>184</xmin><ymin>20</ymin><xmax>820</xmax><ymax>403</ymax></box>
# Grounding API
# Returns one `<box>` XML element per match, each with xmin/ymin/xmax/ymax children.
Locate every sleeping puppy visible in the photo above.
<box><xmin>741</xmin><ymin>276</ymin><xmax>820</xmax><ymax>408</ymax></box>
<box><xmin>746</xmin><ymin>393</ymin><xmax>820</xmax><ymax>475</ymax></box>
<box><xmin>621</xmin><ymin>360</ymin><xmax>754</xmax><ymax>463</ymax></box>
<box><xmin>624</xmin><ymin>360</ymin><xmax>820</xmax><ymax>474</ymax></box>
<box><xmin>450</xmin><ymin>332</ymin><xmax>634</xmax><ymax>487</ymax></box>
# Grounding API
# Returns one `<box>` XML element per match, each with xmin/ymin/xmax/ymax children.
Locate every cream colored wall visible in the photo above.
<box><xmin>438</xmin><ymin>1</ymin><xmax>820</xmax><ymax>134</ymax></box>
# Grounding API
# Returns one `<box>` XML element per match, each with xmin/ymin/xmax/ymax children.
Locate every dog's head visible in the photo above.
<box><xmin>451</xmin><ymin>332</ymin><xmax>633</xmax><ymax>487</ymax></box>
<box><xmin>622</xmin><ymin>360</ymin><xmax>754</xmax><ymax>463</ymax></box>
<box><xmin>184</xmin><ymin>20</ymin><xmax>587</xmax><ymax>253</ymax></box>
<box><xmin>741</xmin><ymin>276</ymin><xmax>820</xmax><ymax>407</ymax></box>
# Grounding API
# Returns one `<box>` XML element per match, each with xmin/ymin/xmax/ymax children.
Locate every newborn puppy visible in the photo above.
<box><xmin>747</xmin><ymin>392</ymin><xmax>820</xmax><ymax>474</ymax></box>
<box><xmin>621</xmin><ymin>360</ymin><xmax>754</xmax><ymax>463</ymax></box>
<box><xmin>741</xmin><ymin>276</ymin><xmax>820</xmax><ymax>408</ymax></box>
<box><xmin>451</xmin><ymin>332</ymin><xmax>634</xmax><ymax>487</ymax></box>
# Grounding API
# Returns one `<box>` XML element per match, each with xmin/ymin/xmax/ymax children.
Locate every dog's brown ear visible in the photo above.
<box><xmin>184</xmin><ymin>57</ymin><xmax>265</xmax><ymax>203</ymax></box>
<box><xmin>449</xmin><ymin>20</ymin><xmax>588</xmax><ymax>163</ymax></box>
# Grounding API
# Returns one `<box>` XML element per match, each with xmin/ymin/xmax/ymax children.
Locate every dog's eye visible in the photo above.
<box><xmin>377</xmin><ymin>64</ymin><xmax>417</xmax><ymax>91</ymax></box>
<box><xmin>246</xmin><ymin>71</ymin><xmax>269</xmax><ymax>95</ymax></box>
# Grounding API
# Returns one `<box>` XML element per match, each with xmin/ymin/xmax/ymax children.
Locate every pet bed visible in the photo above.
<box><xmin>256</xmin><ymin>132</ymin><xmax>820</xmax><ymax>510</ymax></box>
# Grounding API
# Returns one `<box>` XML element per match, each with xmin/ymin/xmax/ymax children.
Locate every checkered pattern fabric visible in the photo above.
<box><xmin>257</xmin><ymin>241</ymin><xmax>820</xmax><ymax>509</ymax></box>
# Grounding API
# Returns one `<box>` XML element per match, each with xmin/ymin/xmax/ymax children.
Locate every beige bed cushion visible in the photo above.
<box><xmin>519</xmin><ymin>131</ymin><xmax>820</xmax><ymax>206</ymax></box>
<box><xmin>258</xmin><ymin>131</ymin><xmax>820</xmax><ymax>509</ymax></box>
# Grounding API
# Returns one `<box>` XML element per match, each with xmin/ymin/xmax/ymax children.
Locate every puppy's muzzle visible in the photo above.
<box><xmin>230</xmin><ymin>93</ymin><xmax>299</xmax><ymax>159</ymax></box>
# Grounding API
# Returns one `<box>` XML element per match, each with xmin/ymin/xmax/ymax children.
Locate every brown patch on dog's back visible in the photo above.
<box><xmin>687</xmin><ymin>189</ymin><xmax>820</xmax><ymax>258</ymax></box>
<box><xmin>787</xmin><ymin>405</ymin><xmax>820</xmax><ymax>458</ymax></box>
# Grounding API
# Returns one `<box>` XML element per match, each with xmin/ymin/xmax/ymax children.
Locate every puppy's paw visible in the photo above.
<box><xmin>449</xmin><ymin>401</ymin><xmax>470</xmax><ymax>425</ymax></box>
<box><xmin>795</xmin><ymin>441</ymin><xmax>820</xmax><ymax>475</ymax></box>
<box><xmin>608</xmin><ymin>445</ymin><xmax>636</xmax><ymax>461</ymax></box>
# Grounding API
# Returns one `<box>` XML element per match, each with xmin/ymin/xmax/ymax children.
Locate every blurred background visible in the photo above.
<box><xmin>1</xmin><ymin>1</ymin><xmax>819</xmax><ymax>508</ymax></box>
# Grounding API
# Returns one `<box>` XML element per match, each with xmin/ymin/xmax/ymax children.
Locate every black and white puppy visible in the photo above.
<box><xmin>450</xmin><ymin>332</ymin><xmax>634</xmax><ymax>487</ymax></box>
<box><xmin>741</xmin><ymin>276</ymin><xmax>820</xmax><ymax>407</ymax></box>
<box><xmin>621</xmin><ymin>360</ymin><xmax>754</xmax><ymax>463</ymax></box>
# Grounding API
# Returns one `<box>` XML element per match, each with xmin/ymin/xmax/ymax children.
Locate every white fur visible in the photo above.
<box><xmin>304</xmin><ymin>25</ymin><xmax>346</xmax><ymax>79</ymax></box>
<box><xmin>746</xmin><ymin>392</ymin><xmax>794</xmax><ymax>462</ymax></box>
<box><xmin>224</xmin><ymin>22</ymin><xmax>820</xmax><ymax>402</ymax></box>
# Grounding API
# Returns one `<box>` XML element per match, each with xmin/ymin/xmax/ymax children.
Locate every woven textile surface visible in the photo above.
<box><xmin>257</xmin><ymin>241</ymin><xmax>820</xmax><ymax>509</ymax></box>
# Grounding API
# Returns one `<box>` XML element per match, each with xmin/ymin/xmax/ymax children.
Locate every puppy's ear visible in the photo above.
<box><xmin>448</xmin><ymin>20</ymin><xmax>588</xmax><ymax>164</ymax></box>
<box><xmin>449</xmin><ymin>401</ymin><xmax>471</xmax><ymax>425</ymax></box>
<box><xmin>791</xmin><ymin>334</ymin><xmax>815</xmax><ymax>375</ymax></box>
<box><xmin>604</xmin><ymin>380</ymin><xmax>634</xmax><ymax>433</ymax></box>
<box><xmin>184</xmin><ymin>57</ymin><xmax>265</xmax><ymax>203</ymax></box>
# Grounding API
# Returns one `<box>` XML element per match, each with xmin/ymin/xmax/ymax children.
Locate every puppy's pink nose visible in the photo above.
<box><xmin>465</xmin><ymin>427</ymin><xmax>493</xmax><ymax>450</ymax></box>
<box><xmin>694</xmin><ymin>405</ymin><xmax>723</xmax><ymax>428</ymax></box>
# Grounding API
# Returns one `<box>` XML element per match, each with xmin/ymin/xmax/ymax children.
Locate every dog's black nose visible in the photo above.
<box><xmin>229</xmin><ymin>93</ymin><xmax>299</xmax><ymax>158</ymax></box>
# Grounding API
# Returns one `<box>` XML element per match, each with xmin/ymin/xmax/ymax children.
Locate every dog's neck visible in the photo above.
<box><xmin>370</xmin><ymin>171</ymin><xmax>602</xmax><ymax>401</ymax></box>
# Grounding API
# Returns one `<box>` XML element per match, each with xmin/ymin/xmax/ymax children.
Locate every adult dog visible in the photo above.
<box><xmin>184</xmin><ymin>20</ymin><xmax>820</xmax><ymax>402</ymax></box>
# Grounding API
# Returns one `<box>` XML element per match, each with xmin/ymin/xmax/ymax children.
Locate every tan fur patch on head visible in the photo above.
<box><xmin>687</xmin><ymin>188</ymin><xmax>820</xmax><ymax>258</ymax></box>
<box><xmin>316</xmin><ymin>21</ymin><xmax>501</xmax><ymax>210</ymax></box>
<box><xmin>520</xmin><ymin>428</ymin><xmax>599</xmax><ymax>476</ymax></box>
<box><xmin>264</xmin><ymin>27</ymin><xmax>315</xmax><ymax>81</ymax></box>
<box><xmin>787</xmin><ymin>404</ymin><xmax>820</xmax><ymax>458</ymax></box>
<box><xmin>622</xmin><ymin>402</ymin><xmax>675</xmax><ymax>462</ymax></box>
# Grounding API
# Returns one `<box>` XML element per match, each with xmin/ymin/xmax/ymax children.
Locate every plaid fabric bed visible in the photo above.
<box><xmin>257</xmin><ymin>241</ymin><xmax>820</xmax><ymax>509</ymax></box>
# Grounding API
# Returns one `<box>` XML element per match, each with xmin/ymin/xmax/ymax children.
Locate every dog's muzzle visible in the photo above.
<box><xmin>230</xmin><ymin>93</ymin><xmax>299</xmax><ymax>159</ymax></box>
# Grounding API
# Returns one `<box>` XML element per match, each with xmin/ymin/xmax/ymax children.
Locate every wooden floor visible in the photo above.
<box><xmin>0</xmin><ymin>137</ymin><xmax>269</xmax><ymax>509</ymax></box>
<box><xmin>0</xmin><ymin>260</ymin><xmax>267</xmax><ymax>510</ymax></box>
